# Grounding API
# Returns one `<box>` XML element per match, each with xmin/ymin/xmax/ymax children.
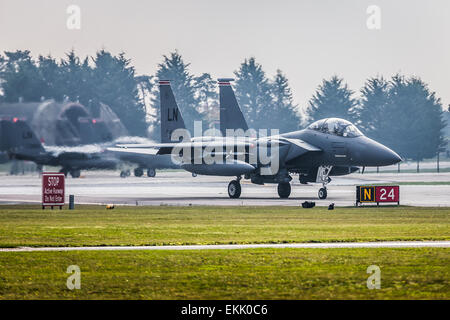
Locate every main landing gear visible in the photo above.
<box><xmin>227</xmin><ymin>177</ymin><xmax>293</xmax><ymax>199</ymax></box>
<box><xmin>134</xmin><ymin>168</ymin><xmax>144</xmax><ymax>177</ymax></box>
<box><xmin>59</xmin><ymin>168</ymin><xmax>81</xmax><ymax>178</ymax></box>
<box><xmin>147</xmin><ymin>168</ymin><xmax>156</xmax><ymax>177</ymax></box>
<box><xmin>120</xmin><ymin>170</ymin><xmax>131</xmax><ymax>178</ymax></box>
<box><xmin>277</xmin><ymin>182</ymin><xmax>291</xmax><ymax>199</ymax></box>
<box><xmin>70</xmin><ymin>169</ymin><xmax>81</xmax><ymax>178</ymax></box>
<box><xmin>228</xmin><ymin>177</ymin><xmax>242</xmax><ymax>199</ymax></box>
<box><xmin>122</xmin><ymin>168</ymin><xmax>156</xmax><ymax>178</ymax></box>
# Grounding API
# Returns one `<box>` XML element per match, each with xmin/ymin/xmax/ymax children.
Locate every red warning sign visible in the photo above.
<box><xmin>42</xmin><ymin>173</ymin><xmax>65</xmax><ymax>207</ymax></box>
<box><xmin>375</xmin><ymin>186</ymin><xmax>399</xmax><ymax>203</ymax></box>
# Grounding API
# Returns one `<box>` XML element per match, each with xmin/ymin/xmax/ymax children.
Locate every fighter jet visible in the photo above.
<box><xmin>0</xmin><ymin>116</ymin><xmax>185</xmax><ymax>178</ymax></box>
<box><xmin>1</xmin><ymin>118</ymin><xmax>119</xmax><ymax>177</ymax></box>
<box><xmin>118</xmin><ymin>79</ymin><xmax>402</xmax><ymax>199</ymax></box>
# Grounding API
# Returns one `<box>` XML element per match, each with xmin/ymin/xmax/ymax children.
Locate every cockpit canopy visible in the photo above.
<box><xmin>307</xmin><ymin>118</ymin><xmax>363</xmax><ymax>138</ymax></box>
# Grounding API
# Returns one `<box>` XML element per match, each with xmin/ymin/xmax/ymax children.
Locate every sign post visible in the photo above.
<box><xmin>356</xmin><ymin>185</ymin><xmax>400</xmax><ymax>206</ymax></box>
<box><xmin>42</xmin><ymin>173</ymin><xmax>65</xmax><ymax>210</ymax></box>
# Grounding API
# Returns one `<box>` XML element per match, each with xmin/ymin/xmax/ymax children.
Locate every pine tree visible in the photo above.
<box><xmin>357</xmin><ymin>76</ymin><xmax>390</xmax><ymax>139</ymax></box>
<box><xmin>386</xmin><ymin>75</ymin><xmax>445</xmax><ymax>162</ymax></box>
<box><xmin>270</xmin><ymin>70</ymin><xmax>302</xmax><ymax>132</ymax></box>
<box><xmin>91</xmin><ymin>50</ymin><xmax>147</xmax><ymax>136</ymax></box>
<box><xmin>194</xmin><ymin>73</ymin><xmax>218</xmax><ymax>125</ymax></box>
<box><xmin>306</xmin><ymin>76</ymin><xmax>357</xmax><ymax>123</ymax></box>
<box><xmin>60</xmin><ymin>50</ymin><xmax>91</xmax><ymax>103</ymax></box>
<box><xmin>0</xmin><ymin>50</ymin><xmax>42</xmax><ymax>102</ymax></box>
<box><xmin>136</xmin><ymin>75</ymin><xmax>153</xmax><ymax>124</ymax></box>
<box><xmin>357</xmin><ymin>74</ymin><xmax>445</xmax><ymax>165</ymax></box>
<box><xmin>233</xmin><ymin>57</ymin><xmax>274</xmax><ymax>130</ymax></box>
<box><xmin>36</xmin><ymin>55</ymin><xmax>64</xmax><ymax>102</ymax></box>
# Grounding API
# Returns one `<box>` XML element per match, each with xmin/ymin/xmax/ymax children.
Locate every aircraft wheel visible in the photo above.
<box><xmin>192</xmin><ymin>173</ymin><xmax>197</xmax><ymax>177</ymax></box>
<box><xmin>59</xmin><ymin>169</ymin><xmax>68</xmax><ymax>177</ymax></box>
<box><xmin>70</xmin><ymin>169</ymin><xmax>81</xmax><ymax>178</ymax></box>
<box><xmin>228</xmin><ymin>180</ymin><xmax>241</xmax><ymax>199</ymax></box>
<box><xmin>318</xmin><ymin>188</ymin><xmax>328</xmax><ymax>200</ymax></box>
<box><xmin>277</xmin><ymin>182</ymin><xmax>291</xmax><ymax>199</ymax></box>
<box><xmin>120</xmin><ymin>171</ymin><xmax>127</xmax><ymax>178</ymax></box>
<box><xmin>147</xmin><ymin>168</ymin><xmax>156</xmax><ymax>177</ymax></box>
<box><xmin>134</xmin><ymin>168</ymin><xmax>144</xmax><ymax>177</ymax></box>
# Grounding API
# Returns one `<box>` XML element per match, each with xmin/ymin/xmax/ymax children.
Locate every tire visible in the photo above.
<box><xmin>228</xmin><ymin>180</ymin><xmax>241</xmax><ymax>199</ymax></box>
<box><xmin>318</xmin><ymin>188</ymin><xmax>328</xmax><ymax>200</ymax></box>
<box><xmin>277</xmin><ymin>182</ymin><xmax>291</xmax><ymax>199</ymax></box>
<box><xmin>147</xmin><ymin>168</ymin><xmax>156</xmax><ymax>177</ymax></box>
<box><xmin>70</xmin><ymin>169</ymin><xmax>81</xmax><ymax>178</ymax></box>
<box><xmin>120</xmin><ymin>171</ymin><xmax>127</xmax><ymax>178</ymax></box>
<box><xmin>192</xmin><ymin>173</ymin><xmax>197</xmax><ymax>177</ymax></box>
<box><xmin>126</xmin><ymin>170</ymin><xmax>131</xmax><ymax>177</ymax></box>
<box><xmin>134</xmin><ymin>168</ymin><xmax>144</xmax><ymax>177</ymax></box>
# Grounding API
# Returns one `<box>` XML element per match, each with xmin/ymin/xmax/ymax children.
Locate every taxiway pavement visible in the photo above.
<box><xmin>1</xmin><ymin>171</ymin><xmax>450</xmax><ymax>207</ymax></box>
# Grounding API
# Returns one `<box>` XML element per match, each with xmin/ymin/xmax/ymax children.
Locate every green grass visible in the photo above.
<box><xmin>0</xmin><ymin>248</ymin><xmax>448</xmax><ymax>299</ymax></box>
<box><xmin>0</xmin><ymin>205</ymin><xmax>448</xmax><ymax>300</ymax></box>
<box><xmin>0</xmin><ymin>205</ymin><xmax>449</xmax><ymax>248</ymax></box>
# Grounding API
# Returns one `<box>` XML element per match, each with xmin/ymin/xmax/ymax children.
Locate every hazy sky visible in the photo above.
<box><xmin>1</xmin><ymin>0</ymin><xmax>449</xmax><ymax>113</ymax></box>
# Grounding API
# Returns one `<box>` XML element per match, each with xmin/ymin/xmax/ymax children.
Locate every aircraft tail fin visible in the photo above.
<box><xmin>3</xmin><ymin>119</ymin><xmax>45</xmax><ymax>152</ymax></box>
<box><xmin>159</xmin><ymin>80</ymin><xmax>187</xmax><ymax>143</ymax></box>
<box><xmin>0</xmin><ymin>120</ymin><xmax>11</xmax><ymax>151</ymax></box>
<box><xmin>218</xmin><ymin>78</ymin><xmax>248</xmax><ymax>136</ymax></box>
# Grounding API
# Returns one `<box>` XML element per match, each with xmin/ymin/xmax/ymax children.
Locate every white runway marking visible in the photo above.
<box><xmin>1</xmin><ymin>241</ymin><xmax>449</xmax><ymax>252</ymax></box>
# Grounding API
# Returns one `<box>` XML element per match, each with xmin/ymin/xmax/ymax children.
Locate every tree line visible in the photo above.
<box><xmin>0</xmin><ymin>50</ymin><xmax>148</xmax><ymax>136</ymax></box>
<box><xmin>0</xmin><ymin>49</ymin><xmax>447</xmax><ymax>163</ymax></box>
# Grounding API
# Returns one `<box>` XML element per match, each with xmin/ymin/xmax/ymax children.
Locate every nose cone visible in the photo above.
<box><xmin>376</xmin><ymin>144</ymin><xmax>402</xmax><ymax>166</ymax></box>
<box><xmin>352</xmin><ymin>137</ymin><xmax>402</xmax><ymax>167</ymax></box>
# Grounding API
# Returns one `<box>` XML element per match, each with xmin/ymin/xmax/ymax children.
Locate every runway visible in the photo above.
<box><xmin>1</xmin><ymin>171</ymin><xmax>450</xmax><ymax>207</ymax></box>
<box><xmin>1</xmin><ymin>241</ymin><xmax>449</xmax><ymax>252</ymax></box>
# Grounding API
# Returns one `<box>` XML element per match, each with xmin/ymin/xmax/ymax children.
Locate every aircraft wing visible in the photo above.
<box><xmin>114</xmin><ymin>139</ymin><xmax>255</xmax><ymax>159</ymax></box>
<box><xmin>115</xmin><ymin>143</ymin><xmax>160</xmax><ymax>149</ymax></box>
<box><xmin>281</xmin><ymin>138</ymin><xmax>322</xmax><ymax>162</ymax></box>
<box><xmin>107</xmin><ymin>147</ymin><xmax>160</xmax><ymax>156</ymax></box>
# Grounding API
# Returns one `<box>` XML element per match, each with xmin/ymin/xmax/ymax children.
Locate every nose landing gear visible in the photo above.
<box><xmin>317</xmin><ymin>166</ymin><xmax>332</xmax><ymax>200</ymax></box>
<box><xmin>318</xmin><ymin>187</ymin><xmax>328</xmax><ymax>200</ymax></box>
